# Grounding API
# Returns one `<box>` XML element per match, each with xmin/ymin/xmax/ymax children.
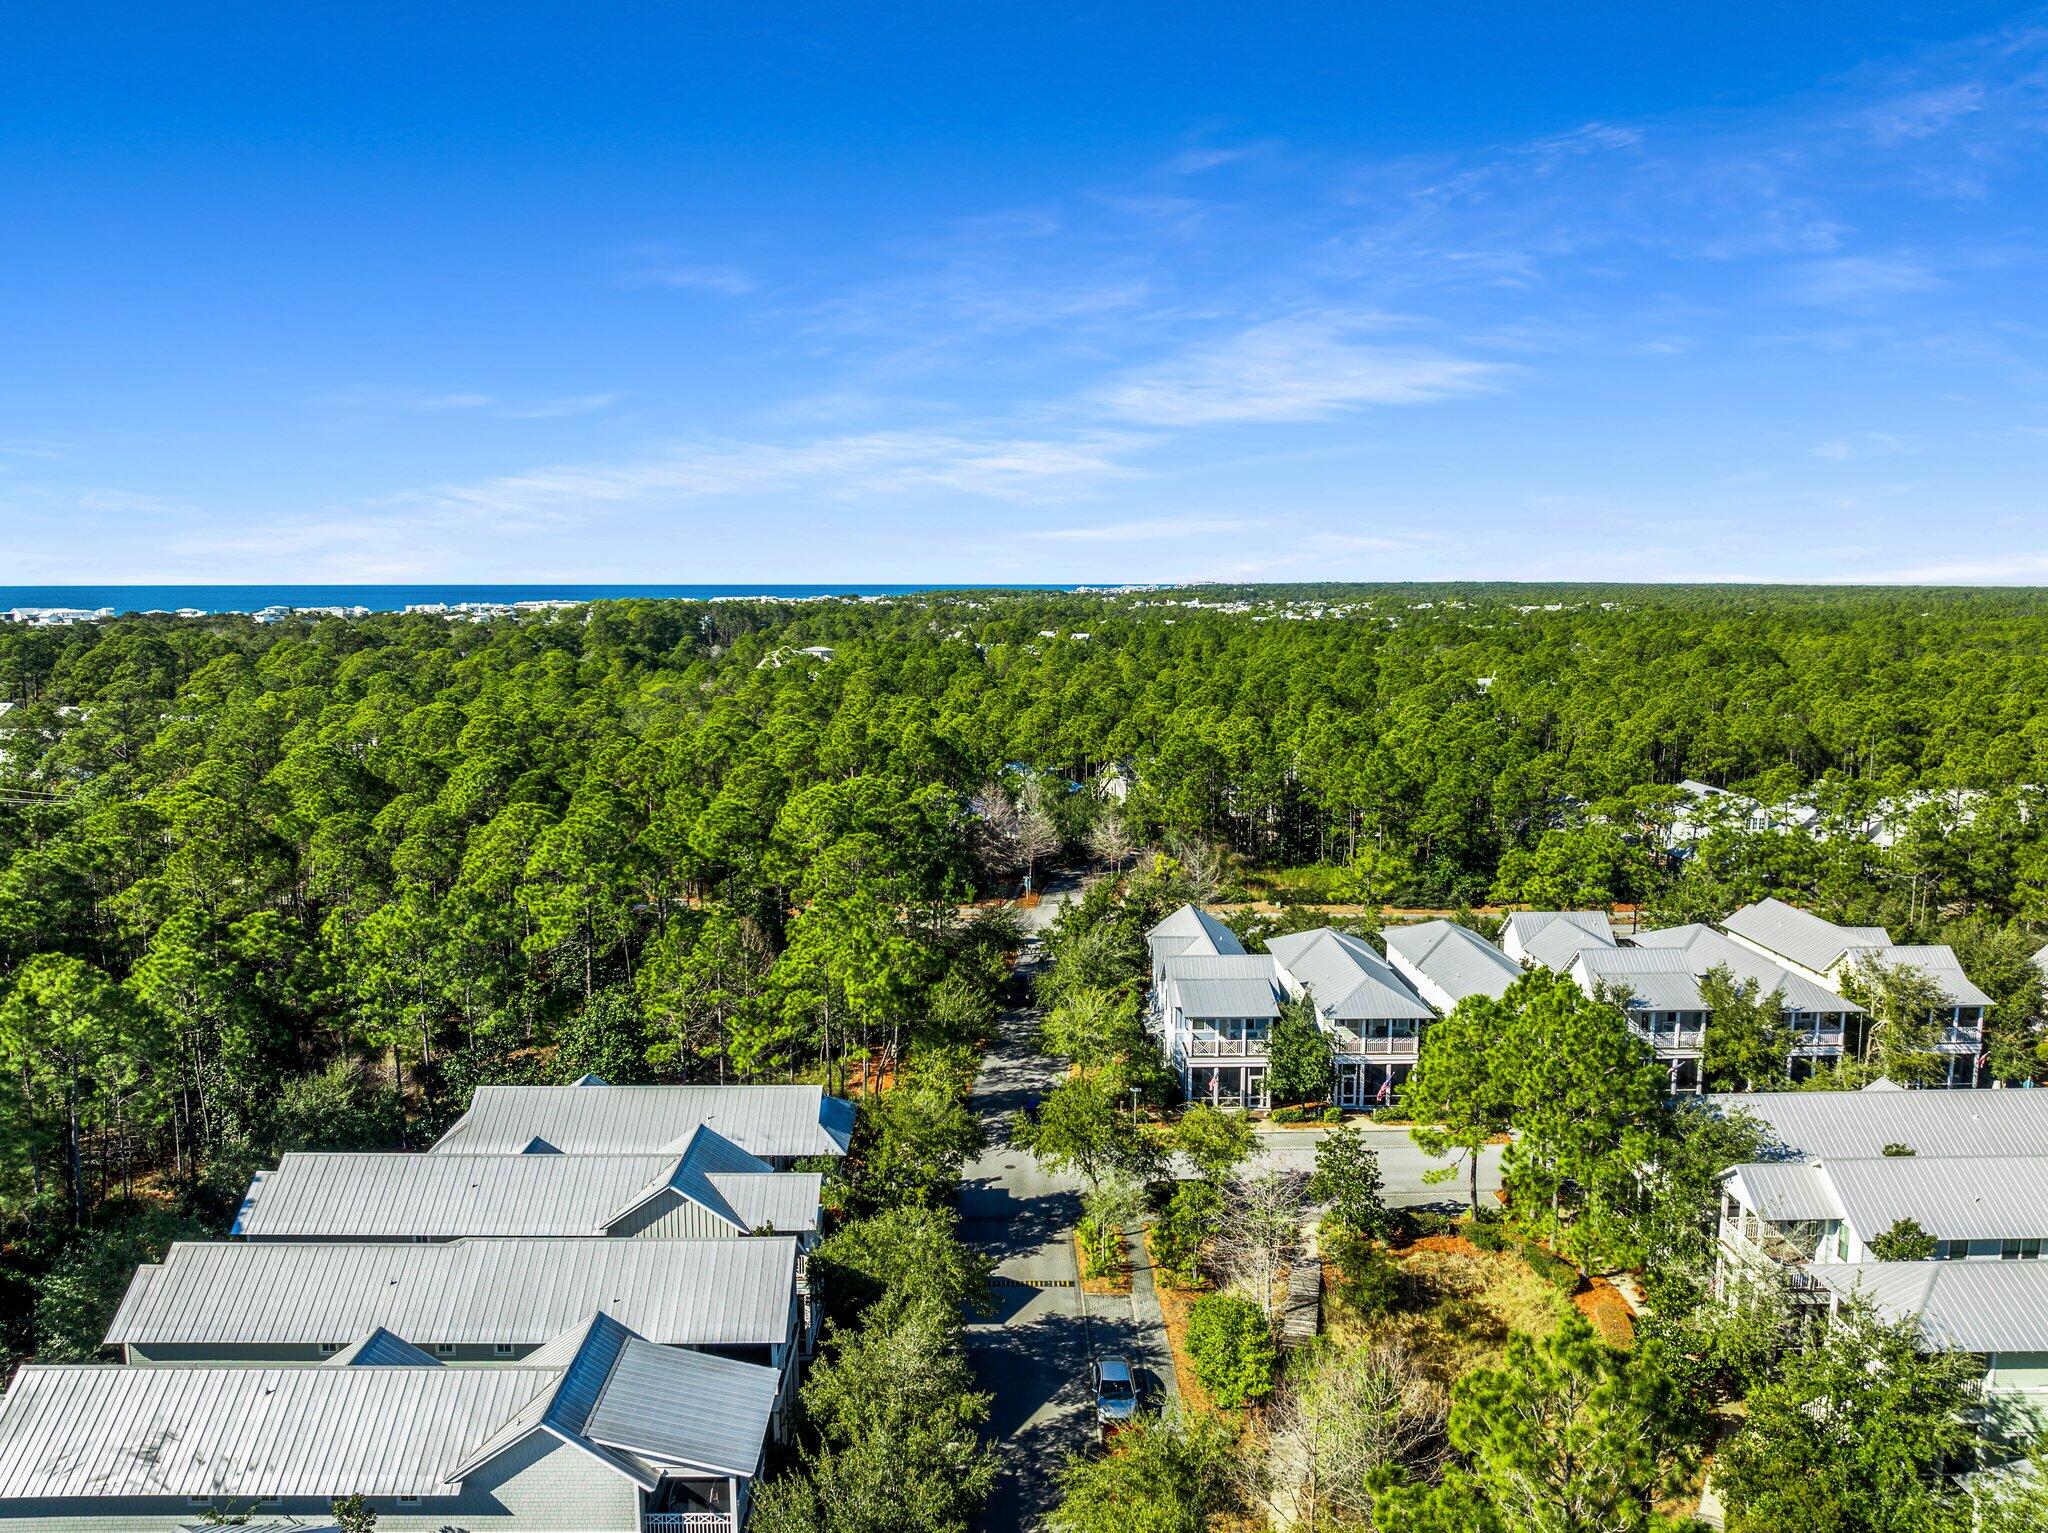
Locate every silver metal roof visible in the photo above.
<box><xmin>1822</xmin><ymin>1155</ymin><xmax>2048</xmax><ymax>1243</ymax></box>
<box><xmin>432</xmin><ymin>1082</ymin><xmax>855</xmax><ymax>1157</ymax></box>
<box><xmin>585</xmin><ymin>1337</ymin><xmax>780</xmax><ymax>1479</ymax></box>
<box><xmin>1874</xmin><ymin>945</ymin><xmax>1995</xmax><ymax>1009</ymax></box>
<box><xmin>1630</xmin><ymin>923</ymin><xmax>1861</xmax><ymax>1015</ymax></box>
<box><xmin>1381</xmin><ymin>920</ymin><xmax>1522</xmax><ymax>1005</ymax></box>
<box><xmin>0</xmin><ymin>1311</ymin><xmax>782</xmax><ymax>1503</ymax></box>
<box><xmin>1709</xmin><ymin>1087</ymin><xmax>2048</xmax><ymax>1161</ymax></box>
<box><xmin>1572</xmin><ymin>947</ymin><xmax>1707</xmax><ymax>1012</ymax></box>
<box><xmin>1726</xmin><ymin>1162</ymin><xmax>1843</xmax><ymax>1222</ymax></box>
<box><xmin>1807</xmin><ymin>1260</ymin><xmax>2048</xmax><ymax>1353</ymax></box>
<box><xmin>1722</xmin><ymin>898</ymin><xmax>1891</xmax><ymax>975</ymax></box>
<box><xmin>233</xmin><ymin>1141</ymin><xmax>820</xmax><ymax>1240</ymax></box>
<box><xmin>1148</xmin><ymin>904</ymin><xmax>1245</xmax><ymax>955</ymax></box>
<box><xmin>107</xmin><ymin>1237</ymin><xmax>798</xmax><ymax>1349</ymax></box>
<box><xmin>1505</xmin><ymin>910</ymin><xmax>1617</xmax><ymax>971</ymax></box>
<box><xmin>1161</xmin><ymin>953</ymin><xmax>1282</xmax><ymax>1019</ymax></box>
<box><xmin>1268</xmin><ymin>929</ymin><xmax>1432</xmax><ymax>1021</ymax></box>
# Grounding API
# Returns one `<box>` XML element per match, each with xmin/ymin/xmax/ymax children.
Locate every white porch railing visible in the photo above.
<box><xmin>645</xmin><ymin>1515</ymin><xmax>733</xmax><ymax>1531</ymax></box>
<box><xmin>1185</xmin><ymin>1037</ymin><xmax>1269</xmax><ymax>1057</ymax></box>
<box><xmin>1330</xmin><ymin>1036</ymin><xmax>1419</xmax><ymax>1059</ymax></box>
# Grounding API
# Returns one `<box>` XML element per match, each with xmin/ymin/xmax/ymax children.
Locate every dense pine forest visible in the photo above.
<box><xmin>3</xmin><ymin>583</ymin><xmax>2047</xmax><ymax>1364</ymax></box>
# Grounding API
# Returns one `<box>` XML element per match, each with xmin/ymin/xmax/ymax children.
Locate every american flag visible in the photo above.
<box><xmin>1376</xmin><ymin>1074</ymin><xmax>1392</xmax><ymax>1104</ymax></box>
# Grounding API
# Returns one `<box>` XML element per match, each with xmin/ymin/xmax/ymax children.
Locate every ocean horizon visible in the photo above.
<box><xmin>0</xmin><ymin>583</ymin><xmax>1088</xmax><ymax>617</ymax></box>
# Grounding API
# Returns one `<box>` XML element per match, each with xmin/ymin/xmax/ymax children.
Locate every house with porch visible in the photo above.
<box><xmin>105</xmin><ymin>1236</ymin><xmax>816</xmax><ymax>1433</ymax></box>
<box><xmin>0</xmin><ymin>1312</ymin><xmax>779</xmax><ymax>1531</ymax></box>
<box><xmin>1567</xmin><ymin>946</ymin><xmax>1710</xmax><ymax>1093</ymax></box>
<box><xmin>1153</xmin><ymin>948</ymin><xmax>1286</xmax><ymax>1109</ymax></box>
<box><xmin>233</xmin><ymin>1125</ymin><xmax>822</xmax><ymax>1244</ymax></box>
<box><xmin>1628</xmin><ymin>922</ymin><xmax>1858</xmax><ymax>1079</ymax></box>
<box><xmin>1720</xmin><ymin>898</ymin><xmax>1991</xmax><ymax>1086</ymax></box>
<box><xmin>1267</xmin><ymin>928</ymin><xmax>1435</xmax><ymax>1108</ymax></box>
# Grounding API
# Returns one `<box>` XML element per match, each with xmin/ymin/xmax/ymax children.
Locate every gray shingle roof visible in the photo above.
<box><xmin>106</xmin><ymin>1237</ymin><xmax>798</xmax><ymax>1350</ymax></box>
<box><xmin>1722</xmin><ymin>897</ymin><xmax>1891</xmax><ymax>974</ymax></box>
<box><xmin>1268</xmin><ymin>929</ymin><xmax>1432</xmax><ymax>1021</ymax></box>
<box><xmin>1630</xmin><ymin>923</ymin><xmax>1861</xmax><ymax>1015</ymax></box>
<box><xmin>432</xmin><ymin>1082</ymin><xmax>854</xmax><ymax>1158</ymax></box>
<box><xmin>1807</xmin><ymin>1260</ymin><xmax>2048</xmax><ymax>1353</ymax></box>
<box><xmin>1382</xmin><ymin>920</ymin><xmax>1522</xmax><ymax>1006</ymax></box>
<box><xmin>233</xmin><ymin>1138</ymin><xmax>820</xmax><ymax>1240</ymax></box>
<box><xmin>1709</xmin><ymin>1087</ymin><xmax>2048</xmax><ymax>1161</ymax></box>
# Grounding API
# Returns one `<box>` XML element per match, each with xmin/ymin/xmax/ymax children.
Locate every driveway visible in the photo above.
<box><xmin>960</xmin><ymin>877</ymin><xmax>1171</xmax><ymax>1533</ymax></box>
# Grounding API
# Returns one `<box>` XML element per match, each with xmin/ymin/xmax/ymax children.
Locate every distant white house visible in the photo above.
<box><xmin>1629</xmin><ymin>922</ymin><xmax>1858</xmax><ymax>1080</ymax></box>
<box><xmin>0</xmin><ymin>1312</ymin><xmax>780</xmax><ymax>1531</ymax></box>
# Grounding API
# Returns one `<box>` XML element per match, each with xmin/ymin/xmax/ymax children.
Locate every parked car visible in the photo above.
<box><xmin>1091</xmin><ymin>1354</ymin><xmax>1137</xmax><ymax>1434</ymax></box>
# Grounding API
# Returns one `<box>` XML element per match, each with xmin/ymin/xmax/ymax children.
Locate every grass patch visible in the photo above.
<box><xmin>1326</xmin><ymin>1233</ymin><xmax>1576</xmax><ymax>1384</ymax></box>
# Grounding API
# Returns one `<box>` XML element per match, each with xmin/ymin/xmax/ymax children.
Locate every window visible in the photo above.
<box><xmin>398</xmin><ymin>1495</ymin><xmax>421</xmax><ymax>1507</ymax></box>
<box><xmin>434</xmin><ymin>1343</ymin><xmax>457</xmax><ymax>1356</ymax></box>
<box><xmin>318</xmin><ymin>1342</ymin><xmax>343</xmax><ymax>1355</ymax></box>
<box><xmin>2001</xmin><ymin>1238</ymin><xmax>2042</xmax><ymax>1261</ymax></box>
<box><xmin>494</xmin><ymin>1342</ymin><xmax>517</xmax><ymax>1357</ymax></box>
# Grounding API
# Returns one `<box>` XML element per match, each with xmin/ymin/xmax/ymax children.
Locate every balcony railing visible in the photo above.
<box><xmin>1328</xmin><ymin>1035</ymin><xmax>1421</xmax><ymax>1058</ymax></box>
<box><xmin>1936</xmin><ymin>1026</ymin><xmax>1982</xmax><ymax>1052</ymax></box>
<box><xmin>1632</xmin><ymin>1026</ymin><xmax>1705</xmax><ymax>1051</ymax></box>
<box><xmin>1185</xmin><ymin>1036</ymin><xmax>1269</xmax><ymax>1058</ymax></box>
<box><xmin>645</xmin><ymin>1515</ymin><xmax>733</xmax><ymax>1531</ymax></box>
<box><xmin>1789</xmin><ymin>1030</ymin><xmax>1846</xmax><ymax>1054</ymax></box>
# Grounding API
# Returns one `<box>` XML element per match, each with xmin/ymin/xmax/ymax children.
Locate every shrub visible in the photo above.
<box><xmin>1151</xmin><ymin>1181</ymin><xmax>1221</xmax><ymax>1289</ymax></box>
<box><xmin>1271</xmin><ymin>1104</ymin><xmax>1307</xmax><ymax>1124</ymax></box>
<box><xmin>1518</xmin><ymin>1240</ymin><xmax>1582</xmax><ymax>1295</ymax></box>
<box><xmin>1370</xmin><ymin>1104</ymin><xmax>1412</xmax><ymax>1124</ymax></box>
<box><xmin>1322</xmin><ymin>1218</ymin><xmax>1402</xmax><ymax>1316</ymax></box>
<box><xmin>1467</xmin><ymin>1218</ymin><xmax>1508</xmax><ymax>1252</ymax></box>
<box><xmin>1402</xmin><ymin>1208</ymin><xmax>1458</xmax><ymax>1240</ymax></box>
<box><xmin>1184</xmin><ymin>1292</ymin><xmax>1276</xmax><ymax>1408</ymax></box>
<box><xmin>1868</xmin><ymin>1216</ymin><xmax>1938</xmax><ymax>1261</ymax></box>
<box><xmin>1320</xmin><ymin>1105</ymin><xmax>1345</xmax><ymax>1125</ymax></box>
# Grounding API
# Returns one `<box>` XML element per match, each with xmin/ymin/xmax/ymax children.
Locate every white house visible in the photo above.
<box><xmin>1629</xmin><ymin>922</ymin><xmax>1858</xmax><ymax>1080</ymax></box>
<box><xmin>1153</xmin><ymin>949</ymin><xmax>1285</xmax><ymax>1109</ymax></box>
<box><xmin>233</xmin><ymin>1125</ymin><xmax>822</xmax><ymax>1244</ymax></box>
<box><xmin>433</xmin><ymin>1080</ymin><xmax>855</xmax><ymax>1165</ymax></box>
<box><xmin>0</xmin><ymin>1312</ymin><xmax>780</xmax><ymax>1531</ymax></box>
<box><xmin>1382</xmin><ymin>919</ymin><xmax>1523</xmax><ymax>1013</ymax></box>
<box><xmin>1500</xmin><ymin>910</ymin><xmax>1616</xmax><ymax>971</ymax></box>
<box><xmin>1567</xmin><ymin>946</ymin><xmax>1710</xmax><ymax>1093</ymax></box>
<box><xmin>1267</xmin><ymin>928</ymin><xmax>1435</xmax><ymax>1108</ymax></box>
<box><xmin>1721</xmin><ymin>898</ymin><xmax>1991</xmax><ymax>1086</ymax></box>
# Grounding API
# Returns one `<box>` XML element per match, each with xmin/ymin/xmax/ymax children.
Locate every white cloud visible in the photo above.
<box><xmin>502</xmin><ymin>393</ymin><xmax>622</xmax><ymax>419</ymax></box>
<box><xmin>1097</xmin><ymin>319</ymin><xmax>1503</xmax><ymax>426</ymax></box>
<box><xmin>628</xmin><ymin>262</ymin><xmax>759</xmax><ymax>296</ymax></box>
<box><xmin>1788</xmin><ymin>255</ymin><xmax>1942</xmax><ymax>306</ymax></box>
<box><xmin>1022</xmin><ymin>516</ymin><xmax>1259</xmax><ymax>542</ymax></box>
<box><xmin>1811</xmin><ymin>431</ymin><xmax>1910</xmax><ymax>460</ymax></box>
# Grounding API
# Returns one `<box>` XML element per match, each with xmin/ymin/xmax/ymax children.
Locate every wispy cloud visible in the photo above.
<box><xmin>1811</xmin><ymin>431</ymin><xmax>1910</xmax><ymax>460</ymax></box>
<box><xmin>628</xmin><ymin>262</ymin><xmax>759</xmax><ymax>296</ymax></box>
<box><xmin>1098</xmin><ymin>318</ymin><xmax>1503</xmax><ymax>425</ymax></box>
<box><xmin>310</xmin><ymin>384</ymin><xmax>498</xmax><ymax>412</ymax></box>
<box><xmin>1022</xmin><ymin>516</ymin><xmax>1259</xmax><ymax>542</ymax></box>
<box><xmin>502</xmin><ymin>393</ymin><xmax>622</xmax><ymax>420</ymax></box>
<box><xmin>1787</xmin><ymin>255</ymin><xmax>1943</xmax><ymax>306</ymax></box>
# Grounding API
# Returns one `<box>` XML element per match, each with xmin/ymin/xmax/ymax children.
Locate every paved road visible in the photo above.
<box><xmin>960</xmin><ymin>875</ymin><xmax>1173</xmax><ymax>1533</ymax></box>
<box><xmin>1224</xmin><ymin>1126</ymin><xmax>1506</xmax><ymax>1209</ymax></box>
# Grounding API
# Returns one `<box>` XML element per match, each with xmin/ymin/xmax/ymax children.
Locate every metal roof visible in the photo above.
<box><xmin>1708</xmin><ymin>1087</ymin><xmax>2048</xmax><ymax>1161</ymax></box>
<box><xmin>585</xmin><ymin>1338</ymin><xmax>780</xmax><ymax>1479</ymax></box>
<box><xmin>1630</xmin><ymin>923</ymin><xmax>1861</xmax><ymax>1015</ymax></box>
<box><xmin>1721</xmin><ymin>898</ymin><xmax>1890</xmax><ymax>975</ymax></box>
<box><xmin>1268</xmin><ymin>929</ymin><xmax>1432</xmax><ymax>1021</ymax></box>
<box><xmin>1572</xmin><ymin>947</ymin><xmax>1707</xmax><ymax>1012</ymax></box>
<box><xmin>1727</xmin><ymin>1163</ymin><xmax>1843</xmax><ymax>1222</ymax></box>
<box><xmin>324</xmin><ymin>1328</ymin><xmax>440</xmax><ymax>1367</ymax></box>
<box><xmin>233</xmin><ymin>1142</ymin><xmax>820</xmax><ymax>1240</ymax></box>
<box><xmin>1148</xmin><ymin>904</ymin><xmax>1245</xmax><ymax>956</ymax></box>
<box><xmin>432</xmin><ymin>1082</ymin><xmax>855</xmax><ymax>1157</ymax></box>
<box><xmin>1161</xmin><ymin>953</ymin><xmax>1282</xmax><ymax>1019</ymax></box>
<box><xmin>107</xmin><ymin>1237</ymin><xmax>798</xmax><ymax>1350</ymax></box>
<box><xmin>1873</xmin><ymin>945</ymin><xmax>1995</xmax><ymax>1008</ymax></box>
<box><xmin>1504</xmin><ymin>910</ymin><xmax>1617</xmax><ymax>971</ymax></box>
<box><xmin>1822</xmin><ymin>1155</ymin><xmax>2048</xmax><ymax>1243</ymax></box>
<box><xmin>0</xmin><ymin>1312</ymin><xmax>782</xmax><ymax>1504</ymax></box>
<box><xmin>1382</xmin><ymin>920</ymin><xmax>1522</xmax><ymax>1005</ymax></box>
<box><xmin>1807</xmin><ymin>1261</ymin><xmax>2048</xmax><ymax>1353</ymax></box>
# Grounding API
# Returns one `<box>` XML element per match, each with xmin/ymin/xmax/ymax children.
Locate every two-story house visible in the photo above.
<box><xmin>1567</xmin><ymin>946</ymin><xmax>1710</xmax><ymax>1093</ymax></box>
<box><xmin>1499</xmin><ymin>909</ymin><xmax>1616</xmax><ymax>971</ymax></box>
<box><xmin>1267</xmin><ymin>928</ymin><xmax>1435</xmax><ymax>1108</ymax></box>
<box><xmin>1382</xmin><ymin>919</ymin><xmax>1523</xmax><ymax>1014</ymax></box>
<box><xmin>1721</xmin><ymin>899</ymin><xmax>1991</xmax><ymax>1086</ymax></box>
<box><xmin>1628</xmin><ymin>922</ymin><xmax>1858</xmax><ymax>1080</ymax></box>
<box><xmin>1154</xmin><ymin>949</ymin><xmax>1286</xmax><ymax>1108</ymax></box>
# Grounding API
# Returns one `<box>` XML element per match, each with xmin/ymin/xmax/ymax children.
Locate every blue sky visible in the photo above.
<box><xmin>5</xmin><ymin>3</ymin><xmax>2048</xmax><ymax>584</ymax></box>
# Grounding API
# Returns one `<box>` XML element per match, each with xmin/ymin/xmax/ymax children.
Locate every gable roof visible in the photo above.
<box><xmin>233</xmin><ymin>1141</ymin><xmax>819</xmax><ymax>1240</ymax></box>
<box><xmin>1807</xmin><ymin>1260</ymin><xmax>2048</xmax><ymax>1353</ymax></box>
<box><xmin>1709</xmin><ymin>1087</ymin><xmax>2048</xmax><ymax>1161</ymax></box>
<box><xmin>323</xmin><ymin>1327</ymin><xmax>441</xmax><ymax>1367</ymax></box>
<box><xmin>1503</xmin><ymin>910</ymin><xmax>1616</xmax><ymax>970</ymax></box>
<box><xmin>1571</xmin><ymin>946</ymin><xmax>1708</xmax><ymax>1012</ymax></box>
<box><xmin>1381</xmin><ymin>920</ymin><xmax>1522</xmax><ymax>1006</ymax></box>
<box><xmin>1629</xmin><ymin>923</ymin><xmax>1861</xmax><ymax>1015</ymax></box>
<box><xmin>107</xmin><ymin>1237</ymin><xmax>799</xmax><ymax>1351</ymax></box>
<box><xmin>1865</xmin><ymin>944</ymin><xmax>1994</xmax><ymax>1008</ymax></box>
<box><xmin>432</xmin><ymin>1082</ymin><xmax>855</xmax><ymax>1158</ymax></box>
<box><xmin>1722</xmin><ymin>897</ymin><xmax>1890</xmax><ymax>974</ymax></box>
<box><xmin>0</xmin><ymin>1312</ymin><xmax>782</xmax><ymax>1505</ymax></box>
<box><xmin>605</xmin><ymin>1123</ymin><xmax>778</xmax><ymax>1231</ymax></box>
<box><xmin>1268</xmin><ymin>929</ymin><xmax>1432</xmax><ymax>1021</ymax></box>
<box><xmin>1148</xmin><ymin>904</ymin><xmax>1245</xmax><ymax>955</ymax></box>
<box><xmin>1160</xmin><ymin>952</ymin><xmax>1283</xmax><ymax>1019</ymax></box>
<box><xmin>1726</xmin><ymin>1153</ymin><xmax>2048</xmax><ymax>1243</ymax></box>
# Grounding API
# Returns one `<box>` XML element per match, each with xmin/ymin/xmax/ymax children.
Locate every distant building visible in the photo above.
<box><xmin>1499</xmin><ymin>909</ymin><xmax>1616</xmax><ymax>970</ymax></box>
<box><xmin>1381</xmin><ymin>919</ymin><xmax>1522</xmax><ymax>1012</ymax></box>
